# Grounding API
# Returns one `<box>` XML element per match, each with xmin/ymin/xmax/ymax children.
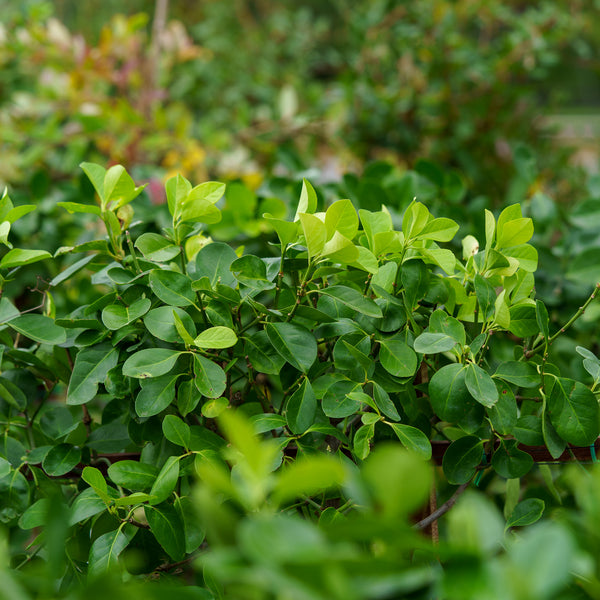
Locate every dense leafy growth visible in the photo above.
<box><xmin>1</xmin><ymin>162</ymin><xmax>600</xmax><ymax>598</ymax></box>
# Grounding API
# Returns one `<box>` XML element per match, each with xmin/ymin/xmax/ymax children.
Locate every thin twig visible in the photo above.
<box><xmin>414</xmin><ymin>481</ymin><xmax>470</xmax><ymax>531</ymax></box>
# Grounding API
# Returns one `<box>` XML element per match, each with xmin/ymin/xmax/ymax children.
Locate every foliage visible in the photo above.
<box><xmin>0</xmin><ymin>163</ymin><xmax>600</xmax><ymax>597</ymax></box>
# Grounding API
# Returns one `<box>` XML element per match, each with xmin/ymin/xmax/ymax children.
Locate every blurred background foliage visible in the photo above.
<box><xmin>2</xmin><ymin>0</ymin><xmax>600</xmax><ymax>333</ymax></box>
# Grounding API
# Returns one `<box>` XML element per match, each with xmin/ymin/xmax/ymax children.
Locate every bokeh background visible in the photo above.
<box><xmin>2</xmin><ymin>0</ymin><xmax>600</xmax><ymax>327</ymax></box>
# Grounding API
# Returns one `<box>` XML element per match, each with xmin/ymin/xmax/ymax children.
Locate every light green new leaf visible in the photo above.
<box><xmin>354</xmin><ymin>423</ymin><xmax>375</xmax><ymax>460</ymax></box>
<box><xmin>67</xmin><ymin>344</ymin><xmax>119</xmax><ymax>405</ymax></box>
<box><xmin>122</xmin><ymin>348</ymin><xmax>183</xmax><ymax>379</ymax></box>
<box><xmin>388</xmin><ymin>423</ymin><xmax>432</xmax><ymax>460</ymax></box>
<box><xmin>325</xmin><ymin>199</ymin><xmax>358</xmax><ymax>240</ymax></box>
<box><xmin>0</xmin><ymin>248</ymin><xmax>52</xmax><ymax>269</ymax></box>
<box><xmin>299</xmin><ymin>212</ymin><xmax>327</xmax><ymax>259</ymax></box>
<box><xmin>418</xmin><ymin>217</ymin><xmax>459</xmax><ymax>242</ymax></box>
<box><xmin>80</xmin><ymin>162</ymin><xmax>106</xmax><ymax>202</ymax></box>
<box><xmin>294</xmin><ymin>178</ymin><xmax>318</xmax><ymax>221</ymax></box>
<box><xmin>320</xmin><ymin>231</ymin><xmax>358</xmax><ymax>264</ymax></box>
<box><xmin>497</xmin><ymin>218</ymin><xmax>534</xmax><ymax>248</ymax></box>
<box><xmin>194</xmin><ymin>326</ymin><xmax>238</xmax><ymax>349</ymax></box>
<box><xmin>56</xmin><ymin>201</ymin><xmax>101</xmax><ymax>216</ymax></box>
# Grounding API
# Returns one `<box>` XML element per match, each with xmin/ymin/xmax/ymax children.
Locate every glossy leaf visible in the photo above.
<box><xmin>144</xmin><ymin>306</ymin><xmax>196</xmax><ymax>343</ymax></box>
<box><xmin>162</xmin><ymin>415</ymin><xmax>191</xmax><ymax>448</ymax></box>
<box><xmin>378</xmin><ymin>336</ymin><xmax>418</xmax><ymax>378</ymax></box>
<box><xmin>413</xmin><ymin>332</ymin><xmax>457</xmax><ymax>354</ymax></box>
<box><xmin>194</xmin><ymin>326</ymin><xmax>238</xmax><ymax>349</ymax></box>
<box><xmin>122</xmin><ymin>348</ymin><xmax>183</xmax><ymax>379</ymax></box>
<box><xmin>6</xmin><ymin>314</ymin><xmax>66</xmax><ymax>344</ymax></box>
<box><xmin>548</xmin><ymin>377</ymin><xmax>600</xmax><ymax>446</ymax></box>
<box><xmin>67</xmin><ymin>344</ymin><xmax>119</xmax><ymax>405</ymax></box>
<box><xmin>317</xmin><ymin>285</ymin><xmax>382</xmax><ymax>318</ymax></box>
<box><xmin>42</xmin><ymin>444</ymin><xmax>81</xmax><ymax>477</ymax></box>
<box><xmin>286</xmin><ymin>379</ymin><xmax>317</xmax><ymax>434</ymax></box>
<box><xmin>388</xmin><ymin>423</ymin><xmax>432</xmax><ymax>460</ymax></box>
<box><xmin>149</xmin><ymin>269</ymin><xmax>196</xmax><ymax>306</ymax></box>
<box><xmin>194</xmin><ymin>354</ymin><xmax>227</xmax><ymax>398</ymax></box>
<box><xmin>465</xmin><ymin>363</ymin><xmax>498</xmax><ymax>408</ymax></box>
<box><xmin>107</xmin><ymin>461</ymin><xmax>158</xmax><ymax>491</ymax></box>
<box><xmin>88</xmin><ymin>525</ymin><xmax>137</xmax><ymax>577</ymax></box>
<box><xmin>266</xmin><ymin>322</ymin><xmax>317</xmax><ymax>373</ymax></box>
<box><xmin>149</xmin><ymin>456</ymin><xmax>180</xmax><ymax>505</ymax></box>
<box><xmin>145</xmin><ymin>503</ymin><xmax>186</xmax><ymax>561</ymax></box>
<box><xmin>135</xmin><ymin>374</ymin><xmax>179</xmax><ymax>417</ymax></box>
<box><xmin>491</xmin><ymin>440</ymin><xmax>533</xmax><ymax>478</ymax></box>
<box><xmin>101</xmin><ymin>297</ymin><xmax>151</xmax><ymax>330</ymax></box>
<box><xmin>442</xmin><ymin>436</ymin><xmax>483</xmax><ymax>484</ymax></box>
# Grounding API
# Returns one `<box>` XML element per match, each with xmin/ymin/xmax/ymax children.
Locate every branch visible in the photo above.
<box><xmin>414</xmin><ymin>481</ymin><xmax>470</xmax><ymax>531</ymax></box>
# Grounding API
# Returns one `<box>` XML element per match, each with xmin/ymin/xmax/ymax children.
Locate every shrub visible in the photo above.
<box><xmin>1</xmin><ymin>163</ymin><xmax>599</xmax><ymax>597</ymax></box>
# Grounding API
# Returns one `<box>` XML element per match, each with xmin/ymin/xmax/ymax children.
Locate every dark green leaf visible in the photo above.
<box><xmin>317</xmin><ymin>286</ymin><xmax>382</xmax><ymax>318</ymax></box>
<box><xmin>266</xmin><ymin>322</ymin><xmax>317</xmax><ymax>373</ymax></box>
<box><xmin>474</xmin><ymin>274</ymin><xmax>496</xmax><ymax>321</ymax></box>
<box><xmin>465</xmin><ymin>363</ymin><xmax>498</xmax><ymax>408</ymax></box>
<box><xmin>372</xmin><ymin>382</ymin><xmax>400</xmax><ymax>421</ymax></box>
<box><xmin>101</xmin><ymin>297</ymin><xmax>151</xmax><ymax>330</ymax></box>
<box><xmin>149</xmin><ymin>269</ymin><xmax>196</xmax><ymax>306</ymax></box>
<box><xmin>508</xmin><ymin>304</ymin><xmax>539</xmax><ymax>338</ymax></box>
<box><xmin>42</xmin><ymin>444</ymin><xmax>81</xmax><ymax>477</ymax></box>
<box><xmin>144</xmin><ymin>306</ymin><xmax>196</xmax><ymax>343</ymax></box>
<box><xmin>493</xmin><ymin>362</ymin><xmax>539</xmax><ymax>388</ymax></box>
<box><xmin>429</xmin><ymin>363</ymin><xmax>471</xmax><ymax>422</ymax></box>
<box><xmin>245</xmin><ymin>331</ymin><xmax>286</xmax><ymax>375</ymax></box>
<box><xmin>442</xmin><ymin>436</ymin><xmax>483</xmax><ymax>484</ymax></box>
<box><xmin>88</xmin><ymin>525</ymin><xmax>137</xmax><ymax>577</ymax></box>
<box><xmin>548</xmin><ymin>377</ymin><xmax>600</xmax><ymax>446</ymax></box>
<box><xmin>413</xmin><ymin>332</ymin><xmax>457</xmax><ymax>354</ymax></box>
<box><xmin>134</xmin><ymin>233</ymin><xmax>180</xmax><ymax>262</ymax></box>
<box><xmin>135</xmin><ymin>374</ymin><xmax>180</xmax><ymax>417</ymax></box>
<box><xmin>193</xmin><ymin>354</ymin><xmax>226</xmax><ymax>398</ymax></box>
<box><xmin>162</xmin><ymin>415</ymin><xmax>191</xmax><ymax>448</ymax></box>
<box><xmin>193</xmin><ymin>242</ymin><xmax>237</xmax><ymax>288</ymax></box>
<box><xmin>107</xmin><ymin>461</ymin><xmax>159</xmax><ymax>491</ymax></box>
<box><xmin>491</xmin><ymin>440</ymin><xmax>533</xmax><ymax>478</ymax></box>
<box><xmin>150</xmin><ymin>456</ymin><xmax>180</xmax><ymax>505</ymax></box>
<box><xmin>6</xmin><ymin>314</ymin><xmax>66</xmax><ymax>344</ymax></box>
<box><xmin>122</xmin><ymin>348</ymin><xmax>183</xmax><ymax>379</ymax></box>
<box><xmin>286</xmin><ymin>379</ymin><xmax>317</xmax><ymax>434</ymax></box>
<box><xmin>145</xmin><ymin>503</ymin><xmax>186</xmax><ymax>561</ymax></box>
<box><xmin>388</xmin><ymin>423</ymin><xmax>432</xmax><ymax>459</ymax></box>
<box><xmin>506</xmin><ymin>498</ymin><xmax>545</xmax><ymax>529</ymax></box>
<box><xmin>378</xmin><ymin>336</ymin><xmax>417</xmax><ymax>378</ymax></box>
<box><xmin>67</xmin><ymin>344</ymin><xmax>119</xmax><ymax>405</ymax></box>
